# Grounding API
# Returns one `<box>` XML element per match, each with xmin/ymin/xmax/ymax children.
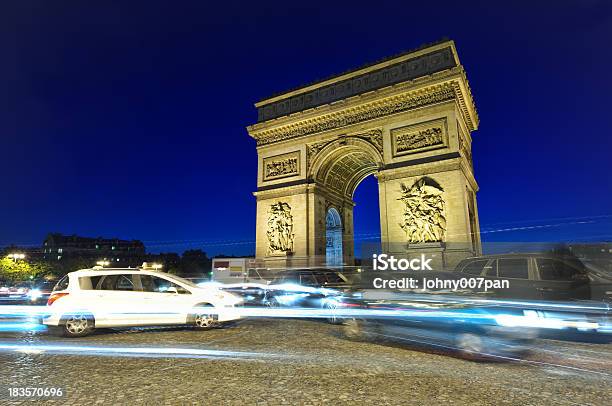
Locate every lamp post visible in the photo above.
<box><xmin>7</xmin><ymin>253</ymin><xmax>25</xmax><ymax>263</ymax></box>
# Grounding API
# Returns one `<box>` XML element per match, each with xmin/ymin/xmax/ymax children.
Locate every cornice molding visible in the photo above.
<box><xmin>248</xmin><ymin>68</ymin><xmax>478</xmax><ymax>147</ymax></box>
<box><xmin>255</xmin><ymin>44</ymin><xmax>456</xmax><ymax>121</ymax></box>
<box><xmin>250</xmin><ymin>83</ymin><xmax>454</xmax><ymax>147</ymax></box>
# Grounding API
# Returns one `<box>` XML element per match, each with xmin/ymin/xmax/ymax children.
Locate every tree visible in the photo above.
<box><xmin>0</xmin><ymin>257</ymin><xmax>54</xmax><ymax>284</ymax></box>
<box><xmin>179</xmin><ymin>249</ymin><xmax>211</xmax><ymax>276</ymax></box>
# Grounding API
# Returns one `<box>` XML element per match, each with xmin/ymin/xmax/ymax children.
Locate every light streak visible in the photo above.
<box><xmin>0</xmin><ymin>322</ymin><xmax>47</xmax><ymax>332</ymax></box>
<box><xmin>368</xmin><ymin>330</ymin><xmax>612</xmax><ymax>377</ymax></box>
<box><xmin>0</xmin><ymin>292</ymin><xmax>609</xmax><ymax>334</ymax></box>
<box><xmin>0</xmin><ymin>343</ymin><xmax>284</xmax><ymax>360</ymax></box>
<box><xmin>0</xmin><ymin>306</ymin><xmax>609</xmax><ymax>336</ymax></box>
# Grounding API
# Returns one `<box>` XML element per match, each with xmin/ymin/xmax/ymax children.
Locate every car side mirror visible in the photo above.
<box><xmin>166</xmin><ymin>287</ymin><xmax>178</xmax><ymax>294</ymax></box>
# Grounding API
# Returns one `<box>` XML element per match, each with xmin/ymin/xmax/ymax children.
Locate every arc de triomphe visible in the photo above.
<box><xmin>247</xmin><ymin>40</ymin><xmax>481</xmax><ymax>270</ymax></box>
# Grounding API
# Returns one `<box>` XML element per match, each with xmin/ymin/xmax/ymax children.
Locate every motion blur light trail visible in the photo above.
<box><xmin>0</xmin><ymin>322</ymin><xmax>47</xmax><ymax>332</ymax></box>
<box><xmin>0</xmin><ymin>304</ymin><xmax>609</xmax><ymax>334</ymax></box>
<box><xmin>0</xmin><ymin>343</ymin><xmax>285</xmax><ymax>361</ymax></box>
<box><xmin>368</xmin><ymin>330</ymin><xmax>612</xmax><ymax>377</ymax></box>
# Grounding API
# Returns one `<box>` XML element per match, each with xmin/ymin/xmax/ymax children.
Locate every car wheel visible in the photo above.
<box><xmin>266</xmin><ymin>297</ymin><xmax>280</xmax><ymax>308</ymax></box>
<box><xmin>61</xmin><ymin>313</ymin><xmax>95</xmax><ymax>337</ymax></box>
<box><xmin>455</xmin><ymin>332</ymin><xmax>487</xmax><ymax>359</ymax></box>
<box><xmin>343</xmin><ymin>318</ymin><xmax>367</xmax><ymax>340</ymax></box>
<box><xmin>323</xmin><ymin>301</ymin><xmax>342</xmax><ymax>325</ymax></box>
<box><xmin>190</xmin><ymin>304</ymin><xmax>216</xmax><ymax>330</ymax></box>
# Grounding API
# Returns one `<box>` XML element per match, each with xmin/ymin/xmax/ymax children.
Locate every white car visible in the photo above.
<box><xmin>43</xmin><ymin>268</ymin><xmax>242</xmax><ymax>337</ymax></box>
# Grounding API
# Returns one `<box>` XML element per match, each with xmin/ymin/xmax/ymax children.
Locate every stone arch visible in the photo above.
<box><xmin>249</xmin><ymin>41</ymin><xmax>481</xmax><ymax>268</ymax></box>
<box><xmin>308</xmin><ymin>137</ymin><xmax>383</xmax><ymax>199</ymax></box>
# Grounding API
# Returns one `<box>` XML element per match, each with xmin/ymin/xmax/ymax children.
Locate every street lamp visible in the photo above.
<box><xmin>7</xmin><ymin>253</ymin><xmax>25</xmax><ymax>262</ymax></box>
<box><xmin>151</xmin><ymin>263</ymin><xmax>163</xmax><ymax>271</ymax></box>
<box><xmin>96</xmin><ymin>260</ymin><xmax>110</xmax><ymax>267</ymax></box>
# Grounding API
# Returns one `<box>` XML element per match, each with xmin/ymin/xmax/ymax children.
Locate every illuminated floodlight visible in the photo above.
<box><xmin>96</xmin><ymin>260</ymin><xmax>110</xmax><ymax>267</ymax></box>
<box><xmin>7</xmin><ymin>253</ymin><xmax>26</xmax><ymax>261</ymax></box>
<box><xmin>141</xmin><ymin>262</ymin><xmax>163</xmax><ymax>271</ymax></box>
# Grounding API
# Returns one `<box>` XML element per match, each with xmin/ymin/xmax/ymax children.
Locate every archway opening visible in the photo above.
<box><xmin>352</xmin><ymin>174</ymin><xmax>381</xmax><ymax>263</ymax></box>
<box><xmin>325</xmin><ymin>207</ymin><xmax>343</xmax><ymax>266</ymax></box>
<box><xmin>311</xmin><ymin>139</ymin><xmax>383</xmax><ymax>266</ymax></box>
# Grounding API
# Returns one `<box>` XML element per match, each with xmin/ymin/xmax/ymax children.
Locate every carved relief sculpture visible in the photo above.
<box><xmin>353</xmin><ymin>129</ymin><xmax>383</xmax><ymax>153</ymax></box>
<box><xmin>398</xmin><ymin>178</ymin><xmax>446</xmax><ymax>244</ymax></box>
<box><xmin>265</xmin><ymin>158</ymin><xmax>297</xmax><ymax>178</ymax></box>
<box><xmin>267</xmin><ymin>202</ymin><xmax>295</xmax><ymax>255</ymax></box>
<box><xmin>396</xmin><ymin>127</ymin><xmax>442</xmax><ymax>152</ymax></box>
<box><xmin>391</xmin><ymin>118</ymin><xmax>448</xmax><ymax>156</ymax></box>
<box><xmin>306</xmin><ymin>140</ymin><xmax>330</xmax><ymax>165</ymax></box>
<box><xmin>262</xmin><ymin>152</ymin><xmax>300</xmax><ymax>181</ymax></box>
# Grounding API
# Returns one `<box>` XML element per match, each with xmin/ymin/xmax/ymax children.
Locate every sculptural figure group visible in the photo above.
<box><xmin>267</xmin><ymin>202</ymin><xmax>295</xmax><ymax>254</ymax></box>
<box><xmin>398</xmin><ymin>178</ymin><xmax>446</xmax><ymax>244</ymax></box>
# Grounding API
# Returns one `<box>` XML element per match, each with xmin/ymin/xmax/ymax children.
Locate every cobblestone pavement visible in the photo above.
<box><xmin>0</xmin><ymin>318</ymin><xmax>611</xmax><ymax>405</ymax></box>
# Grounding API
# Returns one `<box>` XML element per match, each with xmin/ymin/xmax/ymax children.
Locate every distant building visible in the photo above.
<box><xmin>42</xmin><ymin>233</ymin><xmax>145</xmax><ymax>265</ymax></box>
<box><xmin>211</xmin><ymin>257</ymin><xmax>255</xmax><ymax>282</ymax></box>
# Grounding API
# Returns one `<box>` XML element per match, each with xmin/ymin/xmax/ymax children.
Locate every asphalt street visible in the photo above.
<box><xmin>0</xmin><ymin>317</ymin><xmax>610</xmax><ymax>405</ymax></box>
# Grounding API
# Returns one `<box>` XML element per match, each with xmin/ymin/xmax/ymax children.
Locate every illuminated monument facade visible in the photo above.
<box><xmin>247</xmin><ymin>40</ymin><xmax>481</xmax><ymax>269</ymax></box>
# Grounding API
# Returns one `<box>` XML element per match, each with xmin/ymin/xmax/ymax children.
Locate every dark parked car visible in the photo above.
<box><xmin>580</xmin><ymin>260</ymin><xmax>612</xmax><ymax>302</ymax></box>
<box><xmin>454</xmin><ymin>253</ymin><xmax>591</xmax><ymax>301</ymax></box>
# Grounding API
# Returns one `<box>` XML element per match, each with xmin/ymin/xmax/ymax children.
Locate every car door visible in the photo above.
<box><xmin>135</xmin><ymin>274</ymin><xmax>192</xmax><ymax>325</ymax></box>
<box><xmin>533</xmin><ymin>258</ymin><xmax>590</xmax><ymax>300</ymax></box>
<box><xmin>460</xmin><ymin>259</ymin><xmax>491</xmax><ymax>277</ymax></box>
<box><xmin>487</xmin><ymin>258</ymin><xmax>537</xmax><ymax>299</ymax></box>
<box><xmin>92</xmin><ymin>273</ymin><xmax>147</xmax><ymax>327</ymax></box>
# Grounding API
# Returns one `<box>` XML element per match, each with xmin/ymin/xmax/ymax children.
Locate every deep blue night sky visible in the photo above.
<box><xmin>2</xmin><ymin>1</ymin><xmax>611</xmax><ymax>256</ymax></box>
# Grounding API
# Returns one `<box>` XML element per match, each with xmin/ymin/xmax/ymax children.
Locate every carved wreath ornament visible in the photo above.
<box><xmin>398</xmin><ymin>178</ymin><xmax>446</xmax><ymax>244</ymax></box>
<box><xmin>266</xmin><ymin>202</ymin><xmax>295</xmax><ymax>255</ymax></box>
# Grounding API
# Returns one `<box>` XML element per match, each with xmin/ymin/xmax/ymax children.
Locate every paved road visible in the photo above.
<box><xmin>0</xmin><ymin>318</ymin><xmax>610</xmax><ymax>405</ymax></box>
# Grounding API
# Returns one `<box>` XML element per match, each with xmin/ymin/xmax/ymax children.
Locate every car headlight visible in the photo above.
<box><xmin>28</xmin><ymin>289</ymin><xmax>42</xmax><ymax>300</ymax></box>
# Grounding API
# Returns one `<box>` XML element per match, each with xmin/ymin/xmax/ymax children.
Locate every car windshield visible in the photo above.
<box><xmin>36</xmin><ymin>281</ymin><xmax>56</xmax><ymax>289</ymax></box>
<box><xmin>162</xmin><ymin>274</ymin><xmax>201</xmax><ymax>289</ymax></box>
<box><xmin>53</xmin><ymin>275</ymin><xmax>69</xmax><ymax>291</ymax></box>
